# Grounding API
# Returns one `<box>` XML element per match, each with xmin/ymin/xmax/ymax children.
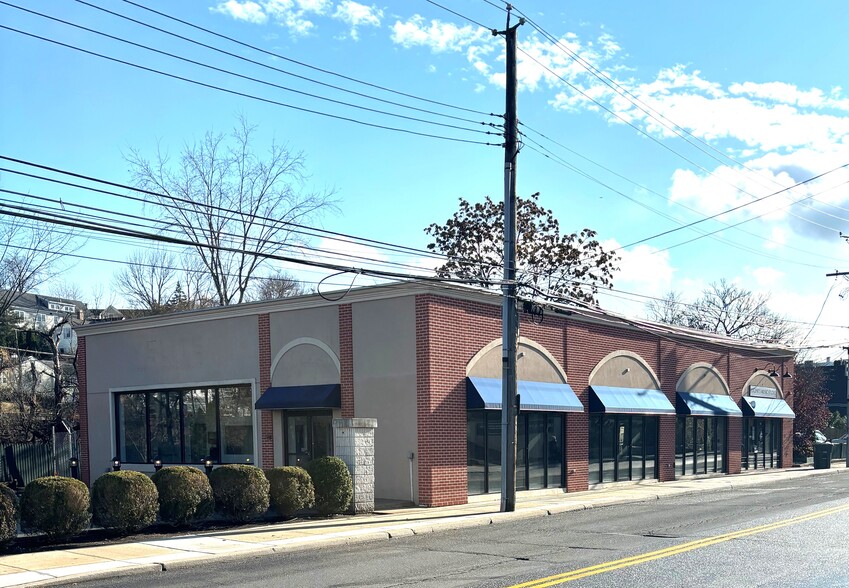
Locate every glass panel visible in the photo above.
<box><xmin>311</xmin><ymin>415</ymin><xmax>333</xmax><ymax>462</ymax></box>
<box><xmin>183</xmin><ymin>388</ymin><xmax>218</xmax><ymax>463</ymax></box>
<box><xmin>685</xmin><ymin>417</ymin><xmax>695</xmax><ymax>475</ymax></box>
<box><xmin>467</xmin><ymin>411</ymin><xmax>486</xmax><ymax>495</ymax></box>
<box><xmin>149</xmin><ymin>391</ymin><xmax>180</xmax><ymax>463</ymax></box>
<box><xmin>516</xmin><ymin>415</ymin><xmax>527</xmax><ymax>491</ymax></box>
<box><xmin>588</xmin><ymin>416</ymin><xmax>601</xmax><ymax>485</ymax></box>
<box><xmin>706</xmin><ymin>417</ymin><xmax>716</xmax><ymax>473</ymax></box>
<box><xmin>617</xmin><ymin>417</ymin><xmax>630</xmax><ymax>482</ymax></box>
<box><xmin>117</xmin><ymin>394</ymin><xmax>147</xmax><ymax>463</ymax></box>
<box><xmin>676</xmin><ymin>417</ymin><xmax>684</xmax><ymax>476</ymax></box>
<box><xmin>765</xmin><ymin>419</ymin><xmax>774</xmax><ymax>469</ymax></box>
<box><xmin>742</xmin><ymin>418</ymin><xmax>750</xmax><ymax>470</ymax></box>
<box><xmin>601</xmin><ymin>416</ymin><xmax>616</xmax><ymax>483</ymax></box>
<box><xmin>546</xmin><ymin>414</ymin><xmax>563</xmax><ymax>488</ymax></box>
<box><xmin>631</xmin><ymin>416</ymin><xmax>644</xmax><ymax>480</ymax></box>
<box><xmin>773</xmin><ymin>420</ymin><xmax>781</xmax><ymax>468</ymax></box>
<box><xmin>527</xmin><ymin>414</ymin><xmax>545</xmax><ymax>490</ymax></box>
<box><xmin>717</xmin><ymin>418</ymin><xmax>726</xmax><ymax>472</ymax></box>
<box><xmin>645</xmin><ymin>417</ymin><xmax>657</xmax><ymax>479</ymax></box>
<box><xmin>754</xmin><ymin>419</ymin><xmax>764</xmax><ymax>469</ymax></box>
<box><xmin>219</xmin><ymin>386</ymin><xmax>254</xmax><ymax>463</ymax></box>
<box><xmin>487</xmin><ymin>412</ymin><xmax>502</xmax><ymax>493</ymax></box>
<box><xmin>286</xmin><ymin>414</ymin><xmax>310</xmax><ymax>467</ymax></box>
<box><xmin>695</xmin><ymin>418</ymin><xmax>706</xmax><ymax>474</ymax></box>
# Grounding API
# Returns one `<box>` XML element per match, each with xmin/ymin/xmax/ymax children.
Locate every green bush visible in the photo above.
<box><xmin>20</xmin><ymin>476</ymin><xmax>91</xmax><ymax>541</ymax></box>
<box><xmin>151</xmin><ymin>466</ymin><xmax>214</xmax><ymax>526</ymax></box>
<box><xmin>265</xmin><ymin>467</ymin><xmax>314</xmax><ymax>517</ymax></box>
<box><xmin>209</xmin><ymin>464</ymin><xmax>269</xmax><ymax>522</ymax></box>
<box><xmin>305</xmin><ymin>456</ymin><xmax>352</xmax><ymax>516</ymax></box>
<box><xmin>92</xmin><ymin>471</ymin><xmax>158</xmax><ymax>534</ymax></box>
<box><xmin>0</xmin><ymin>483</ymin><xmax>18</xmax><ymax>544</ymax></box>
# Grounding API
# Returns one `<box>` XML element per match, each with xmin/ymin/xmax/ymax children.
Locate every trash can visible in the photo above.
<box><xmin>813</xmin><ymin>442</ymin><xmax>833</xmax><ymax>469</ymax></box>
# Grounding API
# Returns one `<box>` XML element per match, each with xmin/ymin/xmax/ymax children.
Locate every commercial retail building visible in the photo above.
<box><xmin>76</xmin><ymin>282</ymin><xmax>795</xmax><ymax>506</ymax></box>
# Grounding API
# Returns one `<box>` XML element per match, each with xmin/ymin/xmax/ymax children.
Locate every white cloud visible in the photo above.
<box><xmin>211</xmin><ymin>0</ymin><xmax>268</xmax><ymax>24</ymax></box>
<box><xmin>751</xmin><ymin>266</ymin><xmax>785</xmax><ymax>288</ymax></box>
<box><xmin>390</xmin><ymin>15</ymin><xmax>491</xmax><ymax>52</ymax></box>
<box><xmin>332</xmin><ymin>1</ymin><xmax>382</xmax><ymax>40</ymax></box>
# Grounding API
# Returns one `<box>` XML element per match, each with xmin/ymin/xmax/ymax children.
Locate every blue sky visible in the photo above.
<box><xmin>2</xmin><ymin>0</ymin><xmax>849</xmax><ymax>359</ymax></box>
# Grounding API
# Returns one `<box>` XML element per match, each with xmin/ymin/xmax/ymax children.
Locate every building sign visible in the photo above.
<box><xmin>749</xmin><ymin>385</ymin><xmax>778</xmax><ymax>399</ymax></box>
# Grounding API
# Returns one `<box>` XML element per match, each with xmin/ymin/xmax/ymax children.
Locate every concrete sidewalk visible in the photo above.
<box><xmin>0</xmin><ymin>465</ymin><xmax>845</xmax><ymax>587</ymax></box>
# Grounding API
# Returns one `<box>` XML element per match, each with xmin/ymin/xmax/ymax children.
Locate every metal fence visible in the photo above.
<box><xmin>0</xmin><ymin>434</ymin><xmax>77</xmax><ymax>488</ymax></box>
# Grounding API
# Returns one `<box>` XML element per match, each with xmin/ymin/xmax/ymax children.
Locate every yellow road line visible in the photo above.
<box><xmin>508</xmin><ymin>502</ymin><xmax>849</xmax><ymax>588</ymax></box>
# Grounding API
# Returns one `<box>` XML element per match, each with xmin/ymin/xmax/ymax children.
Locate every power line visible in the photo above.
<box><xmin>424</xmin><ymin>0</ymin><xmax>494</xmax><ymax>31</ymax></box>
<box><xmin>119</xmin><ymin>0</ymin><xmax>492</xmax><ymax>117</ymax></box>
<box><xmin>0</xmin><ymin>24</ymin><xmax>500</xmax><ymax>147</ymax></box>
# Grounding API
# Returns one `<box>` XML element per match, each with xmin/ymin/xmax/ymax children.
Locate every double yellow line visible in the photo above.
<box><xmin>508</xmin><ymin>502</ymin><xmax>849</xmax><ymax>587</ymax></box>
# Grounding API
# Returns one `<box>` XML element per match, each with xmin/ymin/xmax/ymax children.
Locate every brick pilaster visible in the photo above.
<box><xmin>339</xmin><ymin>305</ymin><xmax>354</xmax><ymax>418</ymax></box>
<box><xmin>565</xmin><ymin>412</ymin><xmax>588</xmax><ymax>492</ymax></box>
<box><xmin>258</xmin><ymin>314</ymin><xmax>273</xmax><ymax>468</ymax></box>
<box><xmin>727</xmin><ymin>416</ymin><xmax>742</xmax><ymax>474</ymax></box>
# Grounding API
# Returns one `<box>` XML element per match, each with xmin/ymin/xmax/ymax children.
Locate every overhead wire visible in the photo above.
<box><xmin>0</xmin><ymin>24</ymin><xmax>500</xmax><ymax>147</ymax></box>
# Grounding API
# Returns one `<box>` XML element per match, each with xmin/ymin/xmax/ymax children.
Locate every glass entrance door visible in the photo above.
<box><xmin>285</xmin><ymin>411</ymin><xmax>333</xmax><ymax>467</ymax></box>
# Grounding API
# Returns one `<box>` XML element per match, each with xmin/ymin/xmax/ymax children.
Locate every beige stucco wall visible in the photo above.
<box><xmin>269</xmin><ymin>306</ymin><xmax>339</xmax><ymax>366</ymax></box>
<box><xmin>589</xmin><ymin>352</ymin><xmax>660</xmax><ymax>389</ymax></box>
<box><xmin>352</xmin><ymin>297</ymin><xmax>418</xmax><ymax>503</ymax></box>
<box><xmin>743</xmin><ymin>372</ymin><xmax>784</xmax><ymax>397</ymax></box>
<box><xmin>85</xmin><ymin>316</ymin><xmax>260</xmax><ymax>479</ymax></box>
<box><xmin>676</xmin><ymin>364</ymin><xmax>730</xmax><ymax>395</ymax></box>
<box><xmin>467</xmin><ymin>339</ymin><xmax>566</xmax><ymax>383</ymax></box>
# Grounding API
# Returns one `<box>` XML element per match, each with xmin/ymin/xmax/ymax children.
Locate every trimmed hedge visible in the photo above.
<box><xmin>92</xmin><ymin>471</ymin><xmax>158</xmax><ymax>534</ymax></box>
<box><xmin>265</xmin><ymin>467</ymin><xmax>314</xmax><ymax>517</ymax></box>
<box><xmin>20</xmin><ymin>476</ymin><xmax>91</xmax><ymax>541</ymax></box>
<box><xmin>151</xmin><ymin>466</ymin><xmax>214</xmax><ymax>526</ymax></box>
<box><xmin>209</xmin><ymin>464</ymin><xmax>270</xmax><ymax>522</ymax></box>
<box><xmin>305</xmin><ymin>456</ymin><xmax>352</xmax><ymax>516</ymax></box>
<box><xmin>0</xmin><ymin>483</ymin><xmax>18</xmax><ymax>544</ymax></box>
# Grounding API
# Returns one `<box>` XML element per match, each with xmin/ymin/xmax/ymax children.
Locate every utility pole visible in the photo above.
<box><xmin>495</xmin><ymin>5</ymin><xmax>523</xmax><ymax>513</ymax></box>
<box><xmin>828</xmin><ymin>270</ymin><xmax>849</xmax><ymax>468</ymax></box>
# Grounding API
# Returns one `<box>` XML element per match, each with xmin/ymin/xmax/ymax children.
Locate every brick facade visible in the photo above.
<box><xmin>258</xmin><ymin>314</ymin><xmax>273</xmax><ymax>468</ymax></box>
<box><xmin>77</xmin><ymin>336</ymin><xmax>90</xmax><ymax>485</ymax></box>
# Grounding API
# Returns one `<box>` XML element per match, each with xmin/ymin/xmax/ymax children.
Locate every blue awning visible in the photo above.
<box><xmin>742</xmin><ymin>396</ymin><xmax>795</xmax><ymax>418</ymax></box>
<box><xmin>466</xmin><ymin>377</ymin><xmax>583</xmax><ymax>412</ymax></box>
<box><xmin>589</xmin><ymin>386</ymin><xmax>675</xmax><ymax>415</ymax></box>
<box><xmin>677</xmin><ymin>392</ymin><xmax>743</xmax><ymax>417</ymax></box>
<box><xmin>255</xmin><ymin>384</ymin><xmax>341</xmax><ymax>410</ymax></box>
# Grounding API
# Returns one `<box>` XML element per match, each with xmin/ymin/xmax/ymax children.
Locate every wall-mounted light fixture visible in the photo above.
<box><xmin>755</xmin><ymin>363</ymin><xmax>792</xmax><ymax>379</ymax></box>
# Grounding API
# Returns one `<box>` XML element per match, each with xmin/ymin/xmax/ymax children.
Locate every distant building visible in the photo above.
<box><xmin>820</xmin><ymin>360</ymin><xmax>848</xmax><ymax>417</ymax></box>
<box><xmin>2</xmin><ymin>291</ymin><xmax>85</xmax><ymax>355</ymax></box>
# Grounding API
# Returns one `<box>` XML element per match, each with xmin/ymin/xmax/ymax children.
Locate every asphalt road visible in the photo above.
<box><xmin>75</xmin><ymin>472</ymin><xmax>849</xmax><ymax>588</ymax></box>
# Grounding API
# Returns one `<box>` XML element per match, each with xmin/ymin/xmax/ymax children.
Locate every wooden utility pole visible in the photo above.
<box><xmin>495</xmin><ymin>5</ymin><xmax>523</xmax><ymax>513</ymax></box>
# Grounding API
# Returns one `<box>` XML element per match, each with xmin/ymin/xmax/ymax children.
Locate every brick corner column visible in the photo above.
<box><xmin>333</xmin><ymin>418</ymin><xmax>377</xmax><ymax>513</ymax></box>
<box><xmin>781</xmin><ymin>418</ymin><xmax>793</xmax><ymax>468</ymax></box>
<box><xmin>339</xmin><ymin>304</ymin><xmax>354</xmax><ymax>418</ymax></box>
<box><xmin>77</xmin><ymin>336</ymin><xmax>90</xmax><ymax>486</ymax></box>
<box><xmin>566</xmin><ymin>412</ymin><xmax>588</xmax><ymax>492</ymax></box>
<box><xmin>258</xmin><ymin>314</ymin><xmax>273</xmax><ymax>468</ymax></box>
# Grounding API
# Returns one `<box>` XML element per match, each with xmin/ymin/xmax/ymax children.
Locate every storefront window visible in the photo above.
<box><xmin>115</xmin><ymin>384</ymin><xmax>253</xmax><ymax>464</ymax></box>
<box><xmin>742</xmin><ymin>417</ymin><xmax>781</xmax><ymax>470</ymax></box>
<box><xmin>589</xmin><ymin>415</ymin><xmax>659</xmax><ymax>483</ymax></box>
<box><xmin>676</xmin><ymin>416</ymin><xmax>728</xmax><ymax>476</ymax></box>
<box><xmin>467</xmin><ymin>411</ymin><xmax>565</xmax><ymax>495</ymax></box>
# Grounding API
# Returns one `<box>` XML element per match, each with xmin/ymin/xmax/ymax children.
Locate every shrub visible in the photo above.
<box><xmin>0</xmin><ymin>483</ymin><xmax>18</xmax><ymax>544</ymax></box>
<box><xmin>20</xmin><ymin>476</ymin><xmax>90</xmax><ymax>541</ymax></box>
<box><xmin>92</xmin><ymin>471</ymin><xmax>158</xmax><ymax>534</ymax></box>
<box><xmin>265</xmin><ymin>467</ymin><xmax>314</xmax><ymax>517</ymax></box>
<box><xmin>305</xmin><ymin>456</ymin><xmax>352</xmax><ymax>516</ymax></box>
<box><xmin>209</xmin><ymin>464</ymin><xmax>269</xmax><ymax>522</ymax></box>
<box><xmin>151</xmin><ymin>466</ymin><xmax>214</xmax><ymax>526</ymax></box>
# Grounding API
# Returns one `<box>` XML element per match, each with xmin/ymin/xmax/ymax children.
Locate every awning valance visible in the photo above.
<box><xmin>742</xmin><ymin>396</ymin><xmax>795</xmax><ymax>418</ymax></box>
<box><xmin>255</xmin><ymin>384</ymin><xmax>341</xmax><ymax>410</ymax></box>
<box><xmin>676</xmin><ymin>392</ymin><xmax>743</xmax><ymax>417</ymax></box>
<box><xmin>589</xmin><ymin>386</ymin><xmax>675</xmax><ymax>415</ymax></box>
<box><xmin>466</xmin><ymin>377</ymin><xmax>583</xmax><ymax>412</ymax></box>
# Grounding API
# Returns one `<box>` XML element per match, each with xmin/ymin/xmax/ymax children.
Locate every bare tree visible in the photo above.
<box><xmin>126</xmin><ymin>117</ymin><xmax>336</xmax><ymax>306</ymax></box>
<box><xmin>0</xmin><ymin>211</ymin><xmax>76</xmax><ymax>317</ymax></box>
<box><xmin>48</xmin><ymin>281</ymin><xmax>83</xmax><ymax>303</ymax></box>
<box><xmin>646</xmin><ymin>279</ymin><xmax>796</xmax><ymax>344</ymax></box>
<box><xmin>114</xmin><ymin>249</ymin><xmax>177</xmax><ymax>314</ymax></box>
<box><xmin>251</xmin><ymin>269</ymin><xmax>306</xmax><ymax>301</ymax></box>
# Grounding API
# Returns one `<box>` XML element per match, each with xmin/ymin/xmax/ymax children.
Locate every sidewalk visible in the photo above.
<box><xmin>0</xmin><ymin>465</ymin><xmax>845</xmax><ymax>587</ymax></box>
